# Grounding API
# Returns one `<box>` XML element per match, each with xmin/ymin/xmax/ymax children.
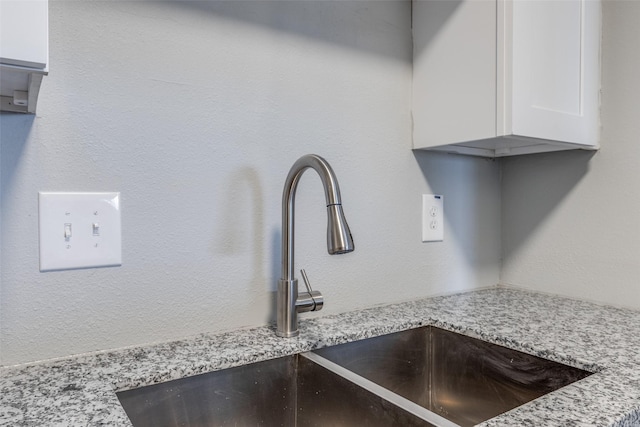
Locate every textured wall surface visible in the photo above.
<box><xmin>0</xmin><ymin>1</ymin><xmax>501</xmax><ymax>366</ymax></box>
<box><xmin>501</xmin><ymin>1</ymin><xmax>640</xmax><ymax>309</ymax></box>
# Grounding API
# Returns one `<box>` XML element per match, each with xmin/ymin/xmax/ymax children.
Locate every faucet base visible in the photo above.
<box><xmin>276</xmin><ymin>279</ymin><xmax>298</xmax><ymax>338</ymax></box>
<box><xmin>276</xmin><ymin>277</ymin><xmax>324</xmax><ymax>337</ymax></box>
<box><xmin>275</xmin><ymin>329</ymin><xmax>299</xmax><ymax>338</ymax></box>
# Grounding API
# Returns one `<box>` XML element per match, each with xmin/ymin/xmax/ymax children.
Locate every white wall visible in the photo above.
<box><xmin>501</xmin><ymin>1</ymin><xmax>640</xmax><ymax>309</ymax></box>
<box><xmin>0</xmin><ymin>1</ymin><xmax>501</xmax><ymax>366</ymax></box>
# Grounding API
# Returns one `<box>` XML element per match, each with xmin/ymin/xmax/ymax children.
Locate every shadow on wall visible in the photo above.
<box><xmin>213</xmin><ymin>166</ymin><xmax>279</xmax><ymax>322</ymax></box>
<box><xmin>413</xmin><ymin>148</ymin><xmax>594</xmax><ymax>281</ymax></box>
<box><xmin>160</xmin><ymin>0</ymin><xmax>412</xmax><ymax>63</ymax></box>
<box><xmin>413</xmin><ymin>0</ymin><xmax>462</xmax><ymax>59</ymax></box>
<box><xmin>0</xmin><ymin>114</ymin><xmax>34</xmax><ymax>205</ymax></box>
<box><xmin>412</xmin><ymin>149</ymin><xmax>501</xmax><ymax>268</ymax></box>
<box><xmin>501</xmin><ymin>149</ymin><xmax>596</xmax><ymax>259</ymax></box>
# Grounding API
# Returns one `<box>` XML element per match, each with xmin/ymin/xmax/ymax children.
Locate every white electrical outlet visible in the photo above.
<box><xmin>422</xmin><ymin>194</ymin><xmax>444</xmax><ymax>242</ymax></box>
<box><xmin>38</xmin><ymin>192</ymin><xmax>122</xmax><ymax>271</ymax></box>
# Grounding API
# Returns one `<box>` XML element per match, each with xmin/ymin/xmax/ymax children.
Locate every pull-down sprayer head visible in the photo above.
<box><xmin>327</xmin><ymin>204</ymin><xmax>354</xmax><ymax>255</ymax></box>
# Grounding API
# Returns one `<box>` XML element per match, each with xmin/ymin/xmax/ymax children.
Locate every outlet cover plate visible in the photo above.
<box><xmin>38</xmin><ymin>192</ymin><xmax>122</xmax><ymax>271</ymax></box>
<box><xmin>422</xmin><ymin>194</ymin><xmax>444</xmax><ymax>242</ymax></box>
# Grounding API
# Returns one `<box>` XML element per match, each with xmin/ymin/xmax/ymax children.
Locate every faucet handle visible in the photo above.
<box><xmin>300</xmin><ymin>269</ymin><xmax>314</xmax><ymax>294</ymax></box>
<box><xmin>297</xmin><ymin>269</ymin><xmax>324</xmax><ymax>312</ymax></box>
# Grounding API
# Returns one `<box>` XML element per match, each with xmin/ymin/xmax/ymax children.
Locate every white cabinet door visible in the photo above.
<box><xmin>508</xmin><ymin>0</ymin><xmax>600</xmax><ymax>147</ymax></box>
<box><xmin>0</xmin><ymin>0</ymin><xmax>48</xmax><ymax>113</ymax></box>
<box><xmin>413</xmin><ymin>0</ymin><xmax>600</xmax><ymax>158</ymax></box>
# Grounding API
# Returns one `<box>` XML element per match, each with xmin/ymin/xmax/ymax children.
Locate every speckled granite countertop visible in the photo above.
<box><xmin>1</xmin><ymin>287</ymin><xmax>640</xmax><ymax>426</ymax></box>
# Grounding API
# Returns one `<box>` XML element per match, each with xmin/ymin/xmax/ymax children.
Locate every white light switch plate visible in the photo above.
<box><xmin>38</xmin><ymin>192</ymin><xmax>122</xmax><ymax>271</ymax></box>
<box><xmin>422</xmin><ymin>194</ymin><xmax>444</xmax><ymax>242</ymax></box>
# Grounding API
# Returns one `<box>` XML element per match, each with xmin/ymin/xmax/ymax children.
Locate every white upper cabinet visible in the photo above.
<box><xmin>412</xmin><ymin>0</ymin><xmax>601</xmax><ymax>158</ymax></box>
<box><xmin>0</xmin><ymin>0</ymin><xmax>49</xmax><ymax>113</ymax></box>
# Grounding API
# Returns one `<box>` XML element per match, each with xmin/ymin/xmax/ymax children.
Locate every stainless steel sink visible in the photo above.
<box><xmin>117</xmin><ymin>326</ymin><xmax>591</xmax><ymax>427</ymax></box>
<box><xmin>313</xmin><ymin>326</ymin><xmax>592</xmax><ymax>427</ymax></box>
<box><xmin>117</xmin><ymin>353</ymin><xmax>436</xmax><ymax>427</ymax></box>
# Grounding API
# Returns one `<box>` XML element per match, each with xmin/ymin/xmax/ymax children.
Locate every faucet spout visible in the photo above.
<box><xmin>276</xmin><ymin>154</ymin><xmax>354</xmax><ymax>338</ymax></box>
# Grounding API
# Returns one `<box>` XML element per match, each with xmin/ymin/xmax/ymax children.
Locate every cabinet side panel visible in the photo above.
<box><xmin>413</xmin><ymin>0</ymin><xmax>497</xmax><ymax>148</ymax></box>
<box><xmin>511</xmin><ymin>0</ymin><xmax>600</xmax><ymax>147</ymax></box>
<box><xmin>0</xmin><ymin>0</ymin><xmax>48</xmax><ymax>69</ymax></box>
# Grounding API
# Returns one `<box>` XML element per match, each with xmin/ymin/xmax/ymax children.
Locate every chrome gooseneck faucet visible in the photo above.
<box><xmin>276</xmin><ymin>154</ymin><xmax>354</xmax><ymax>338</ymax></box>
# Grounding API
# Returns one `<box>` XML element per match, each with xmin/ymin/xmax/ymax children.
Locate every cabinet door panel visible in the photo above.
<box><xmin>511</xmin><ymin>0</ymin><xmax>599</xmax><ymax>146</ymax></box>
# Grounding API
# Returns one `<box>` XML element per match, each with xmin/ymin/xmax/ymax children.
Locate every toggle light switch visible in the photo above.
<box><xmin>38</xmin><ymin>192</ymin><xmax>122</xmax><ymax>271</ymax></box>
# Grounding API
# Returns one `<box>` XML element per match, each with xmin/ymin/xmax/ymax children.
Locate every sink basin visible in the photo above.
<box><xmin>313</xmin><ymin>326</ymin><xmax>592</xmax><ymax>427</ymax></box>
<box><xmin>117</xmin><ymin>326</ymin><xmax>591</xmax><ymax>427</ymax></box>
<box><xmin>117</xmin><ymin>353</ymin><xmax>435</xmax><ymax>427</ymax></box>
